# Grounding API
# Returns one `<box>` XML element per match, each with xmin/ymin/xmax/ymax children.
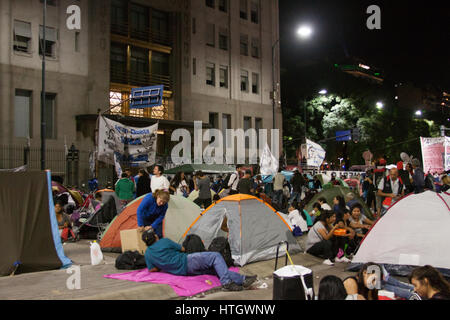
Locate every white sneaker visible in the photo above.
<box><xmin>335</xmin><ymin>256</ymin><xmax>352</xmax><ymax>263</ymax></box>
<box><xmin>322</xmin><ymin>259</ymin><xmax>334</xmax><ymax>266</ymax></box>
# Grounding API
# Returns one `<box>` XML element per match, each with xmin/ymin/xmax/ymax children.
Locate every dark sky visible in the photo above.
<box><xmin>279</xmin><ymin>0</ymin><xmax>450</xmax><ymax>88</ymax></box>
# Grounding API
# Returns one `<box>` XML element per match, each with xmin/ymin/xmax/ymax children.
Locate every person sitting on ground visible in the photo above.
<box><xmin>348</xmin><ymin>203</ymin><xmax>374</xmax><ymax>245</ymax></box>
<box><xmin>318</xmin><ymin>197</ymin><xmax>332</xmax><ymax>211</ymax></box>
<box><xmin>142</xmin><ymin>229</ymin><xmax>257</xmax><ymax>291</ymax></box>
<box><xmin>409</xmin><ymin>265</ymin><xmax>450</xmax><ymax>300</ymax></box>
<box><xmin>333</xmin><ymin>195</ymin><xmax>349</xmax><ymax>220</ymax></box>
<box><xmin>344</xmin><ymin>262</ymin><xmax>381</xmax><ymax>300</ymax></box>
<box><xmin>287</xmin><ymin>202</ymin><xmax>308</xmax><ymax>235</ymax></box>
<box><xmin>136</xmin><ymin>189</ymin><xmax>170</xmax><ymax>238</ymax></box>
<box><xmin>345</xmin><ymin>192</ymin><xmax>358</xmax><ymax>210</ymax></box>
<box><xmin>237</xmin><ymin>169</ymin><xmax>255</xmax><ymax>195</ymax></box>
<box><xmin>309</xmin><ymin>202</ymin><xmax>322</xmax><ymax>221</ymax></box>
<box><xmin>305</xmin><ymin>210</ymin><xmax>350</xmax><ymax>266</ymax></box>
<box><xmin>318</xmin><ymin>275</ymin><xmax>364</xmax><ymax>300</ymax></box>
<box><xmin>115</xmin><ymin>172</ymin><xmax>135</xmax><ymax>207</ymax></box>
<box><xmin>55</xmin><ymin>200</ymin><xmax>75</xmax><ymax>242</ymax></box>
<box><xmin>334</xmin><ymin>208</ymin><xmax>357</xmax><ymax>258</ymax></box>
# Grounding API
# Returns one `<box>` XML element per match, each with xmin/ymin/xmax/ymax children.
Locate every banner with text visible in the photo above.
<box><xmin>98</xmin><ymin>116</ymin><xmax>158</xmax><ymax>168</ymax></box>
<box><xmin>420</xmin><ymin>136</ymin><xmax>449</xmax><ymax>173</ymax></box>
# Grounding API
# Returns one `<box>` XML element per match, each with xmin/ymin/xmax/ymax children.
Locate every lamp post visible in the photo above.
<box><xmin>40</xmin><ymin>0</ymin><xmax>47</xmax><ymax>170</ymax></box>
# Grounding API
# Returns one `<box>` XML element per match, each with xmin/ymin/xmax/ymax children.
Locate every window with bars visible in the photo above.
<box><xmin>39</xmin><ymin>25</ymin><xmax>58</xmax><ymax>58</ymax></box>
<box><xmin>13</xmin><ymin>20</ymin><xmax>32</xmax><ymax>53</ymax></box>
<box><xmin>206</xmin><ymin>0</ymin><xmax>214</xmax><ymax>8</ymax></box>
<box><xmin>241</xmin><ymin>70</ymin><xmax>249</xmax><ymax>92</ymax></box>
<box><xmin>251</xmin><ymin>37</ymin><xmax>260</xmax><ymax>58</ymax></box>
<box><xmin>219</xmin><ymin>28</ymin><xmax>228</xmax><ymax>50</ymax></box>
<box><xmin>206</xmin><ymin>62</ymin><xmax>215</xmax><ymax>86</ymax></box>
<box><xmin>219</xmin><ymin>66</ymin><xmax>228</xmax><ymax>88</ymax></box>
<box><xmin>240</xmin><ymin>0</ymin><xmax>248</xmax><ymax>19</ymax></box>
<box><xmin>130</xmin><ymin>3</ymin><xmax>149</xmax><ymax>41</ymax></box>
<box><xmin>218</xmin><ymin>0</ymin><xmax>227</xmax><ymax>12</ymax></box>
<box><xmin>14</xmin><ymin>89</ymin><xmax>32</xmax><ymax>138</ymax></box>
<box><xmin>252</xmin><ymin>73</ymin><xmax>259</xmax><ymax>94</ymax></box>
<box><xmin>250</xmin><ymin>0</ymin><xmax>259</xmax><ymax>24</ymax></box>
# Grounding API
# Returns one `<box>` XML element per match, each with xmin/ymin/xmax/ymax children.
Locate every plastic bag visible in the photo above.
<box><xmin>90</xmin><ymin>241</ymin><xmax>103</xmax><ymax>265</ymax></box>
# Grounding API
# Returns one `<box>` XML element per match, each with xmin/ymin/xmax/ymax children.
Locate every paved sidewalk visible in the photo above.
<box><xmin>0</xmin><ymin>237</ymin><xmax>356</xmax><ymax>300</ymax></box>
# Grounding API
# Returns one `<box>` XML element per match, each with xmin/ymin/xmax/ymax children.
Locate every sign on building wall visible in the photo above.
<box><xmin>98</xmin><ymin>116</ymin><xmax>158</xmax><ymax>168</ymax></box>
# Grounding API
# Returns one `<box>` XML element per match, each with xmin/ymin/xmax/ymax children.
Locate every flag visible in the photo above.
<box><xmin>260</xmin><ymin>143</ymin><xmax>279</xmax><ymax>176</ymax></box>
<box><xmin>306</xmin><ymin>139</ymin><xmax>326</xmax><ymax>168</ymax></box>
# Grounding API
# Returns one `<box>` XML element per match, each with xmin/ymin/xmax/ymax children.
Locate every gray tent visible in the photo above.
<box><xmin>182</xmin><ymin>194</ymin><xmax>301</xmax><ymax>266</ymax></box>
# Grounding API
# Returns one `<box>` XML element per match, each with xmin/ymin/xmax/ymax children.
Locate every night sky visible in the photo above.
<box><xmin>279</xmin><ymin>0</ymin><xmax>450</xmax><ymax>88</ymax></box>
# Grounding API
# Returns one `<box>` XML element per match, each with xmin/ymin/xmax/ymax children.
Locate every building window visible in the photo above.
<box><xmin>130</xmin><ymin>46</ymin><xmax>149</xmax><ymax>86</ymax></box>
<box><xmin>110</xmin><ymin>42</ymin><xmax>127</xmax><ymax>84</ymax></box>
<box><xmin>240</xmin><ymin>34</ymin><xmax>248</xmax><ymax>56</ymax></box>
<box><xmin>74</xmin><ymin>32</ymin><xmax>80</xmax><ymax>52</ymax></box>
<box><xmin>111</xmin><ymin>0</ymin><xmax>128</xmax><ymax>35</ymax></box>
<box><xmin>206</xmin><ymin>0</ymin><xmax>214</xmax><ymax>8</ymax></box>
<box><xmin>240</xmin><ymin>0</ymin><xmax>248</xmax><ymax>20</ymax></box>
<box><xmin>209</xmin><ymin>112</ymin><xmax>219</xmax><ymax>129</ymax></box>
<box><xmin>14</xmin><ymin>90</ymin><xmax>32</xmax><ymax>138</ymax></box>
<box><xmin>192</xmin><ymin>18</ymin><xmax>196</xmax><ymax>34</ymax></box>
<box><xmin>151</xmin><ymin>9</ymin><xmax>169</xmax><ymax>44</ymax></box>
<box><xmin>206</xmin><ymin>23</ymin><xmax>215</xmax><ymax>47</ymax></box>
<box><xmin>110</xmin><ymin>91</ymin><xmax>123</xmax><ymax>115</ymax></box>
<box><xmin>206</xmin><ymin>62</ymin><xmax>215</xmax><ymax>86</ymax></box>
<box><xmin>40</xmin><ymin>0</ymin><xmax>57</xmax><ymax>6</ymax></box>
<box><xmin>222</xmin><ymin>114</ymin><xmax>231</xmax><ymax>138</ymax></box>
<box><xmin>219</xmin><ymin>28</ymin><xmax>228</xmax><ymax>50</ymax></box>
<box><xmin>250</xmin><ymin>0</ymin><xmax>259</xmax><ymax>24</ymax></box>
<box><xmin>193</xmin><ymin>58</ymin><xmax>197</xmax><ymax>75</ymax></box>
<box><xmin>244</xmin><ymin>116</ymin><xmax>252</xmax><ymax>148</ymax></box>
<box><xmin>218</xmin><ymin>0</ymin><xmax>227</xmax><ymax>12</ymax></box>
<box><xmin>39</xmin><ymin>26</ymin><xmax>57</xmax><ymax>58</ymax></box>
<box><xmin>13</xmin><ymin>20</ymin><xmax>32</xmax><ymax>53</ymax></box>
<box><xmin>241</xmin><ymin>70</ymin><xmax>249</xmax><ymax>92</ymax></box>
<box><xmin>255</xmin><ymin>117</ymin><xmax>262</xmax><ymax>145</ymax></box>
<box><xmin>219</xmin><ymin>66</ymin><xmax>228</xmax><ymax>88</ymax></box>
<box><xmin>252</xmin><ymin>73</ymin><xmax>259</xmax><ymax>94</ymax></box>
<box><xmin>44</xmin><ymin>93</ymin><xmax>56</xmax><ymax>139</ymax></box>
<box><xmin>251</xmin><ymin>37</ymin><xmax>260</xmax><ymax>58</ymax></box>
<box><xmin>152</xmin><ymin>51</ymin><xmax>170</xmax><ymax>76</ymax></box>
<box><xmin>130</xmin><ymin>3</ymin><xmax>149</xmax><ymax>41</ymax></box>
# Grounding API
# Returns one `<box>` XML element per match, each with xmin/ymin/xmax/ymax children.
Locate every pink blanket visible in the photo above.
<box><xmin>104</xmin><ymin>267</ymin><xmax>240</xmax><ymax>297</ymax></box>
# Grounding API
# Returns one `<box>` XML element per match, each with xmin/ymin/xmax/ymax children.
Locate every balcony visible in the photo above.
<box><xmin>111</xmin><ymin>22</ymin><xmax>173</xmax><ymax>47</ymax></box>
<box><xmin>110</xmin><ymin>66</ymin><xmax>172</xmax><ymax>92</ymax></box>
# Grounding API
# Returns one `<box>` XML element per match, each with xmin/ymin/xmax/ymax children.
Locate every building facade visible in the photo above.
<box><xmin>0</xmin><ymin>0</ymin><xmax>281</xmax><ymax>185</ymax></box>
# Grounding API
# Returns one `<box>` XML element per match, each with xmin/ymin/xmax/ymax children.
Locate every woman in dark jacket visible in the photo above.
<box><xmin>136</xmin><ymin>169</ymin><xmax>151</xmax><ymax>198</ymax></box>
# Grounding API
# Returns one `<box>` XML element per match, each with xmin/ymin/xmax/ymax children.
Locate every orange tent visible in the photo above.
<box><xmin>100</xmin><ymin>194</ymin><xmax>201</xmax><ymax>252</ymax></box>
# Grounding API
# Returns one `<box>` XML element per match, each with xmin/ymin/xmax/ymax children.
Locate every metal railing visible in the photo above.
<box><xmin>111</xmin><ymin>22</ymin><xmax>173</xmax><ymax>47</ymax></box>
<box><xmin>110</xmin><ymin>67</ymin><xmax>172</xmax><ymax>91</ymax></box>
<box><xmin>0</xmin><ymin>144</ymin><xmax>92</xmax><ymax>187</ymax></box>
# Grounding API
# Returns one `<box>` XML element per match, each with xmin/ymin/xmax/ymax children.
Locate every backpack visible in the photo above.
<box><xmin>208</xmin><ymin>237</ymin><xmax>234</xmax><ymax>267</ymax></box>
<box><xmin>182</xmin><ymin>234</ymin><xmax>206</xmax><ymax>254</ymax></box>
<box><xmin>115</xmin><ymin>251</ymin><xmax>147</xmax><ymax>270</ymax></box>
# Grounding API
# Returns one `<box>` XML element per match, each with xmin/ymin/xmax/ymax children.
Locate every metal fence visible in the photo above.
<box><xmin>0</xmin><ymin>144</ymin><xmax>92</xmax><ymax>187</ymax></box>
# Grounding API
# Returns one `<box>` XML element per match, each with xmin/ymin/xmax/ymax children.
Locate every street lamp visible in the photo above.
<box><xmin>272</xmin><ymin>25</ymin><xmax>313</xmax><ymax>132</ymax></box>
<box><xmin>415</xmin><ymin>110</ymin><xmax>422</xmax><ymax>117</ymax></box>
<box><xmin>319</xmin><ymin>89</ymin><xmax>327</xmax><ymax>95</ymax></box>
<box><xmin>376</xmin><ymin>102</ymin><xmax>384</xmax><ymax>109</ymax></box>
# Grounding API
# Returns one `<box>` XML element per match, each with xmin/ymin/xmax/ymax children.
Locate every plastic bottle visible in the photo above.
<box><xmin>90</xmin><ymin>240</ymin><xmax>103</xmax><ymax>265</ymax></box>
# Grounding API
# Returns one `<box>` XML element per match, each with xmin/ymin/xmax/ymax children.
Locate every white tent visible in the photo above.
<box><xmin>352</xmin><ymin>191</ymin><xmax>450</xmax><ymax>270</ymax></box>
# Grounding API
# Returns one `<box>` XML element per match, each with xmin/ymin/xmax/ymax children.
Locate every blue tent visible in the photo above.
<box><xmin>260</xmin><ymin>170</ymin><xmax>294</xmax><ymax>183</ymax></box>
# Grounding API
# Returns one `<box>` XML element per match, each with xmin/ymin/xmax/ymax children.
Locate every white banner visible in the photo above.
<box><xmin>420</xmin><ymin>137</ymin><xmax>447</xmax><ymax>173</ymax></box>
<box><xmin>445</xmin><ymin>137</ymin><xmax>450</xmax><ymax>171</ymax></box>
<box><xmin>259</xmin><ymin>143</ymin><xmax>279</xmax><ymax>176</ymax></box>
<box><xmin>306</xmin><ymin>138</ymin><xmax>326</xmax><ymax>168</ymax></box>
<box><xmin>98</xmin><ymin>116</ymin><xmax>158</xmax><ymax>168</ymax></box>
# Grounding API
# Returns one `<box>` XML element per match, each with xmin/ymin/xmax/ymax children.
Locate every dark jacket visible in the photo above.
<box><xmin>412</xmin><ymin>168</ymin><xmax>425</xmax><ymax>194</ymax></box>
<box><xmin>291</xmin><ymin>173</ymin><xmax>305</xmax><ymax>193</ymax></box>
<box><xmin>136</xmin><ymin>175</ymin><xmax>151</xmax><ymax>198</ymax></box>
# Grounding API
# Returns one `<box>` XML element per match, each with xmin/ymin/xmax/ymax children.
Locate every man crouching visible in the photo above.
<box><xmin>142</xmin><ymin>229</ymin><xmax>257</xmax><ymax>291</ymax></box>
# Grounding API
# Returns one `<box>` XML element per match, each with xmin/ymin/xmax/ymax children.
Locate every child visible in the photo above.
<box><xmin>287</xmin><ymin>202</ymin><xmax>308</xmax><ymax>235</ymax></box>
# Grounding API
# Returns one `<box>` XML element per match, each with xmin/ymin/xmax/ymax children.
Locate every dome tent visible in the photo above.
<box><xmin>349</xmin><ymin>191</ymin><xmax>450</xmax><ymax>276</ymax></box>
<box><xmin>100</xmin><ymin>194</ymin><xmax>202</xmax><ymax>252</ymax></box>
<box><xmin>304</xmin><ymin>185</ymin><xmax>374</xmax><ymax>220</ymax></box>
<box><xmin>181</xmin><ymin>194</ymin><xmax>301</xmax><ymax>266</ymax></box>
